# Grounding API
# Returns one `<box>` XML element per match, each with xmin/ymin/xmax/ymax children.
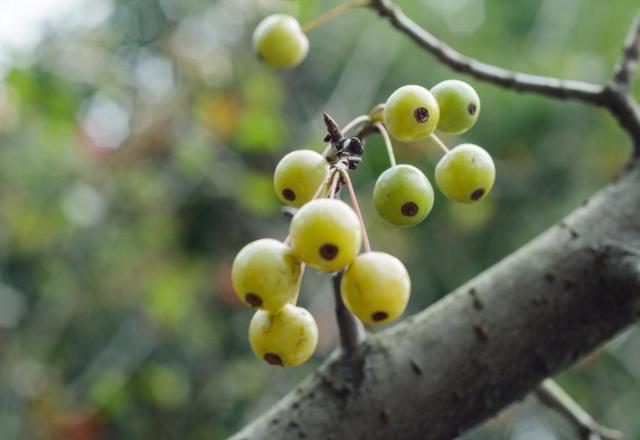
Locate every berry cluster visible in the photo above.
<box><xmin>234</xmin><ymin>9</ymin><xmax>497</xmax><ymax>368</ymax></box>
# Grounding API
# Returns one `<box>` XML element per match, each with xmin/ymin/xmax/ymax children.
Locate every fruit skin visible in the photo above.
<box><xmin>341</xmin><ymin>252</ymin><xmax>411</xmax><ymax>325</ymax></box>
<box><xmin>431</xmin><ymin>80</ymin><xmax>480</xmax><ymax>134</ymax></box>
<box><xmin>383</xmin><ymin>85</ymin><xmax>440</xmax><ymax>142</ymax></box>
<box><xmin>274</xmin><ymin>150</ymin><xmax>329</xmax><ymax>208</ymax></box>
<box><xmin>252</xmin><ymin>14</ymin><xmax>309</xmax><ymax>69</ymax></box>
<box><xmin>249</xmin><ymin>303</ymin><xmax>318</xmax><ymax>367</ymax></box>
<box><xmin>232</xmin><ymin>239</ymin><xmax>302</xmax><ymax>311</ymax></box>
<box><xmin>435</xmin><ymin>144</ymin><xmax>495</xmax><ymax>203</ymax></box>
<box><xmin>290</xmin><ymin>198</ymin><xmax>362</xmax><ymax>272</ymax></box>
<box><xmin>373</xmin><ymin>164</ymin><xmax>434</xmax><ymax>227</ymax></box>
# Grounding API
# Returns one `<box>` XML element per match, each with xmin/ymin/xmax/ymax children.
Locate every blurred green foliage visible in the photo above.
<box><xmin>0</xmin><ymin>0</ymin><xmax>639</xmax><ymax>439</ymax></box>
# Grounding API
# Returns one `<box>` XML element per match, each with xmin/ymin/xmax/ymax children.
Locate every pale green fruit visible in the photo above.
<box><xmin>252</xmin><ymin>14</ymin><xmax>309</xmax><ymax>69</ymax></box>
<box><xmin>431</xmin><ymin>80</ymin><xmax>480</xmax><ymax>134</ymax></box>
<box><xmin>435</xmin><ymin>144</ymin><xmax>495</xmax><ymax>203</ymax></box>
<box><xmin>383</xmin><ymin>85</ymin><xmax>440</xmax><ymax>142</ymax></box>
<box><xmin>274</xmin><ymin>150</ymin><xmax>329</xmax><ymax>208</ymax></box>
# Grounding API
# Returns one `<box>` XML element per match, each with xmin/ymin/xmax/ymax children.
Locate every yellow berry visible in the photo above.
<box><xmin>435</xmin><ymin>144</ymin><xmax>495</xmax><ymax>203</ymax></box>
<box><xmin>341</xmin><ymin>252</ymin><xmax>411</xmax><ymax>325</ymax></box>
<box><xmin>252</xmin><ymin>14</ymin><xmax>309</xmax><ymax>69</ymax></box>
<box><xmin>383</xmin><ymin>85</ymin><xmax>440</xmax><ymax>142</ymax></box>
<box><xmin>290</xmin><ymin>198</ymin><xmax>362</xmax><ymax>272</ymax></box>
<box><xmin>232</xmin><ymin>239</ymin><xmax>302</xmax><ymax>311</ymax></box>
<box><xmin>248</xmin><ymin>304</ymin><xmax>318</xmax><ymax>367</ymax></box>
<box><xmin>274</xmin><ymin>150</ymin><xmax>329</xmax><ymax>208</ymax></box>
<box><xmin>431</xmin><ymin>80</ymin><xmax>480</xmax><ymax>134</ymax></box>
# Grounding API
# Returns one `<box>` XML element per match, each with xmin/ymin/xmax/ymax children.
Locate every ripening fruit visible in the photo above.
<box><xmin>274</xmin><ymin>150</ymin><xmax>329</xmax><ymax>208</ymax></box>
<box><xmin>341</xmin><ymin>252</ymin><xmax>410</xmax><ymax>325</ymax></box>
<box><xmin>252</xmin><ymin>14</ymin><xmax>309</xmax><ymax>69</ymax></box>
<box><xmin>373</xmin><ymin>164</ymin><xmax>434</xmax><ymax>227</ymax></box>
<box><xmin>383</xmin><ymin>85</ymin><xmax>440</xmax><ymax>142</ymax></box>
<box><xmin>249</xmin><ymin>303</ymin><xmax>318</xmax><ymax>367</ymax></box>
<box><xmin>435</xmin><ymin>144</ymin><xmax>495</xmax><ymax>203</ymax></box>
<box><xmin>232</xmin><ymin>239</ymin><xmax>302</xmax><ymax>311</ymax></box>
<box><xmin>290</xmin><ymin>198</ymin><xmax>362</xmax><ymax>272</ymax></box>
<box><xmin>431</xmin><ymin>80</ymin><xmax>480</xmax><ymax>134</ymax></box>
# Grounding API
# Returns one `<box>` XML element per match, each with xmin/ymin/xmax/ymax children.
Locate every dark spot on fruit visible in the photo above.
<box><xmin>470</xmin><ymin>188</ymin><xmax>485</xmax><ymax>200</ymax></box>
<box><xmin>414</xmin><ymin>107</ymin><xmax>429</xmax><ymax>123</ymax></box>
<box><xmin>468</xmin><ymin>103</ymin><xmax>477</xmax><ymax>115</ymax></box>
<box><xmin>264</xmin><ymin>353</ymin><xmax>283</xmax><ymax>366</ymax></box>
<box><xmin>372</xmin><ymin>311</ymin><xmax>389</xmax><ymax>322</ymax></box>
<box><xmin>245</xmin><ymin>293</ymin><xmax>263</xmax><ymax>307</ymax></box>
<box><xmin>319</xmin><ymin>244</ymin><xmax>339</xmax><ymax>260</ymax></box>
<box><xmin>380</xmin><ymin>409</ymin><xmax>391</xmax><ymax>424</ymax></box>
<box><xmin>401</xmin><ymin>201</ymin><xmax>419</xmax><ymax>217</ymax></box>
<box><xmin>282</xmin><ymin>189</ymin><xmax>296</xmax><ymax>201</ymax></box>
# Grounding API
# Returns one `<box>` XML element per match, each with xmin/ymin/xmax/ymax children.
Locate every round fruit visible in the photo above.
<box><xmin>383</xmin><ymin>85</ymin><xmax>440</xmax><ymax>142</ymax></box>
<box><xmin>274</xmin><ymin>150</ymin><xmax>329</xmax><ymax>208</ymax></box>
<box><xmin>431</xmin><ymin>80</ymin><xmax>480</xmax><ymax>134</ymax></box>
<box><xmin>373</xmin><ymin>164</ymin><xmax>434</xmax><ymax>227</ymax></box>
<box><xmin>232</xmin><ymin>239</ymin><xmax>302</xmax><ymax>311</ymax></box>
<box><xmin>289</xmin><ymin>198</ymin><xmax>361</xmax><ymax>272</ymax></box>
<box><xmin>249</xmin><ymin>303</ymin><xmax>318</xmax><ymax>367</ymax></box>
<box><xmin>341</xmin><ymin>252</ymin><xmax>410</xmax><ymax>325</ymax></box>
<box><xmin>435</xmin><ymin>144</ymin><xmax>495</xmax><ymax>203</ymax></box>
<box><xmin>252</xmin><ymin>14</ymin><xmax>309</xmax><ymax>69</ymax></box>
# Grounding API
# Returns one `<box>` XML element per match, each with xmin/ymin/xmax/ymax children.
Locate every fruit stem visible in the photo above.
<box><xmin>340</xmin><ymin>169</ymin><xmax>372</xmax><ymax>253</ymax></box>
<box><xmin>290</xmin><ymin>263</ymin><xmax>306</xmax><ymax>305</ymax></box>
<box><xmin>430</xmin><ymin>133</ymin><xmax>451</xmax><ymax>155</ymax></box>
<box><xmin>301</xmin><ymin>0</ymin><xmax>368</xmax><ymax>33</ymax></box>
<box><xmin>322</xmin><ymin>114</ymin><xmax>372</xmax><ymax>158</ymax></box>
<box><xmin>374</xmin><ymin>122</ymin><xmax>397</xmax><ymax>167</ymax></box>
<box><xmin>328</xmin><ymin>169</ymin><xmax>341</xmax><ymax>198</ymax></box>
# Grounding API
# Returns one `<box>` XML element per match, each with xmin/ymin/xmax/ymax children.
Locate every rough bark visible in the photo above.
<box><xmin>232</xmin><ymin>161</ymin><xmax>640</xmax><ymax>440</ymax></box>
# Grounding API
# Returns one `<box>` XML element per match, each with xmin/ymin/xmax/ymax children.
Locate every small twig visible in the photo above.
<box><xmin>302</xmin><ymin>0</ymin><xmax>368</xmax><ymax>33</ymax></box>
<box><xmin>368</xmin><ymin>0</ymin><xmax>604</xmax><ymax>104</ymax></box>
<box><xmin>332</xmin><ymin>270</ymin><xmax>366</xmax><ymax>356</ymax></box>
<box><xmin>322</xmin><ymin>114</ymin><xmax>371</xmax><ymax>157</ymax></box>
<box><xmin>373</xmin><ymin>122</ymin><xmax>397</xmax><ymax>167</ymax></box>
<box><xmin>612</xmin><ymin>10</ymin><xmax>640</xmax><ymax>89</ymax></box>
<box><xmin>429</xmin><ymin>133</ymin><xmax>450</xmax><ymax>155</ymax></box>
<box><xmin>340</xmin><ymin>169</ymin><xmax>371</xmax><ymax>252</ymax></box>
<box><xmin>534</xmin><ymin>379</ymin><xmax>623</xmax><ymax>440</ymax></box>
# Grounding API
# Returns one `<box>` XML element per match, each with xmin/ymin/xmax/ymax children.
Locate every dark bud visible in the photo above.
<box><xmin>346</xmin><ymin>137</ymin><xmax>364</xmax><ymax>156</ymax></box>
<box><xmin>348</xmin><ymin>157</ymin><xmax>362</xmax><ymax>170</ymax></box>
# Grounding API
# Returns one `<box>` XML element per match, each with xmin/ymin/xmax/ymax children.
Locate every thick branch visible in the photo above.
<box><xmin>612</xmin><ymin>10</ymin><xmax>640</xmax><ymax>89</ymax></box>
<box><xmin>232</xmin><ymin>163</ymin><xmax>640</xmax><ymax>440</ymax></box>
<box><xmin>368</xmin><ymin>0</ymin><xmax>605</xmax><ymax>103</ymax></box>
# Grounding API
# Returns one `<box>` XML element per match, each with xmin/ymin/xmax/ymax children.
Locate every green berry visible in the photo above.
<box><xmin>290</xmin><ymin>198</ymin><xmax>361</xmax><ymax>272</ymax></box>
<box><xmin>431</xmin><ymin>80</ymin><xmax>480</xmax><ymax>134</ymax></box>
<box><xmin>373</xmin><ymin>164</ymin><xmax>434</xmax><ymax>227</ymax></box>
<box><xmin>252</xmin><ymin>14</ymin><xmax>309</xmax><ymax>69</ymax></box>
<box><xmin>435</xmin><ymin>144</ymin><xmax>495</xmax><ymax>203</ymax></box>
<box><xmin>341</xmin><ymin>252</ymin><xmax>410</xmax><ymax>325</ymax></box>
<box><xmin>249</xmin><ymin>303</ymin><xmax>318</xmax><ymax>367</ymax></box>
<box><xmin>274</xmin><ymin>150</ymin><xmax>329</xmax><ymax>208</ymax></box>
<box><xmin>383</xmin><ymin>85</ymin><xmax>440</xmax><ymax>142</ymax></box>
<box><xmin>232</xmin><ymin>239</ymin><xmax>302</xmax><ymax>311</ymax></box>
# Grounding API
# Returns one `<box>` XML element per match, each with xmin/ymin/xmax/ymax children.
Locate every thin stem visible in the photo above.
<box><xmin>340</xmin><ymin>169</ymin><xmax>371</xmax><ymax>253</ymax></box>
<box><xmin>430</xmin><ymin>133</ymin><xmax>450</xmax><ymax>155</ymax></box>
<box><xmin>328</xmin><ymin>169</ymin><xmax>341</xmax><ymax>198</ymax></box>
<box><xmin>290</xmin><ymin>264</ymin><xmax>306</xmax><ymax>305</ymax></box>
<box><xmin>332</xmin><ymin>270</ymin><xmax>366</xmax><ymax>356</ymax></box>
<box><xmin>302</xmin><ymin>0</ymin><xmax>368</xmax><ymax>33</ymax></box>
<box><xmin>322</xmin><ymin>114</ymin><xmax>372</xmax><ymax>158</ymax></box>
<box><xmin>373</xmin><ymin>122</ymin><xmax>397</xmax><ymax>167</ymax></box>
<box><xmin>534</xmin><ymin>379</ymin><xmax>622</xmax><ymax>440</ymax></box>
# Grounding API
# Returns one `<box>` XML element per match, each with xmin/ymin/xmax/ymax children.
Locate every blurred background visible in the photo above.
<box><xmin>0</xmin><ymin>0</ymin><xmax>639</xmax><ymax>439</ymax></box>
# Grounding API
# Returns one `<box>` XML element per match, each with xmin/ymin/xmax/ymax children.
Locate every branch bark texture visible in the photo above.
<box><xmin>232</xmin><ymin>163</ymin><xmax>640</xmax><ymax>440</ymax></box>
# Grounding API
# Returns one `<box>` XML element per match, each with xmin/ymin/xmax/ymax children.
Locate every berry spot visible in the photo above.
<box><xmin>372</xmin><ymin>311</ymin><xmax>389</xmax><ymax>322</ymax></box>
<box><xmin>468</xmin><ymin>103</ymin><xmax>477</xmax><ymax>115</ymax></box>
<box><xmin>264</xmin><ymin>353</ymin><xmax>283</xmax><ymax>366</ymax></box>
<box><xmin>282</xmin><ymin>189</ymin><xmax>296</xmax><ymax>201</ymax></box>
<box><xmin>470</xmin><ymin>188</ymin><xmax>485</xmax><ymax>201</ymax></box>
<box><xmin>245</xmin><ymin>293</ymin><xmax>263</xmax><ymax>307</ymax></box>
<box><xmin>319</xmin><ymin>244</ymin><xmax>339</xmax><ymax>260</ymax></box>
<box><xmin>414</xmin><ymin>107</ymin><xmax>429</xmax><ymax>123</ymax></box>
<box><xmin>401</xmin><ymin>201</ymin><xmax>419</xmax><ymax>217</ymax></box>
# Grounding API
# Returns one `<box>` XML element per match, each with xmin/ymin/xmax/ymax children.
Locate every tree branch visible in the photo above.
<box><xmin>332</xmin><ymin>271</ymin><xmax>366</xmax><ymax>356</ymax></box>
<box><xmin>612</xmin><ymin>9</ymin><xmax>640</xmax><ymax>90</ymax></box>
<box><xmin>232</xmin><ymin>163</ymin><xmax>640</xmax><ymax>440</ymax></box>
<box><xmin>534</xmin><ymin>379</ymin><xmax>623</xmax><ymax>440</ymax></box>
<box><xmin>368</xmin><ymin>0</ymin><xmax>605</xmax><ymax>104</ymax></box>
